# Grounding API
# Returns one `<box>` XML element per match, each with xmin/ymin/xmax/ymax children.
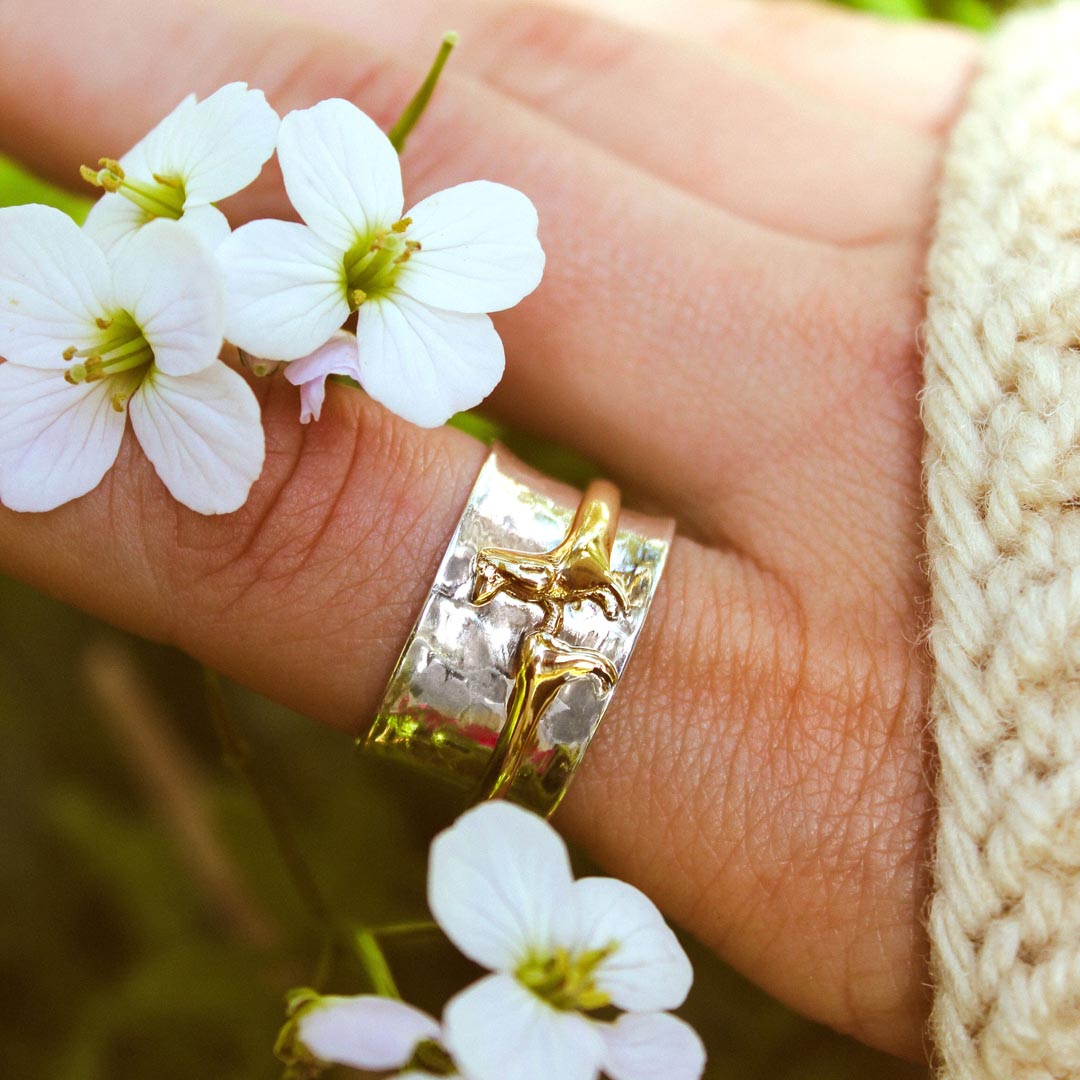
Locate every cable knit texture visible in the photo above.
<box><xmin>925</xmin><ymin>6</ymin><xmax>1080</xmax><ymax>1078</ymax></box>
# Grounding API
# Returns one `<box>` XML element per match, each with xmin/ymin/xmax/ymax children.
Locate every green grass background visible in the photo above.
<box><xmin>0</xmin><ymin>2</ymin><xmax>1003</xmax><ymax>1077</ymax></box>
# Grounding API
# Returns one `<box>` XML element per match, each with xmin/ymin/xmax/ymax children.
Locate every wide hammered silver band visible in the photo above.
<box><xmin>364</xmin><ymin>445</ymin><xmax>674</xmax><ymax>817</ymax></box>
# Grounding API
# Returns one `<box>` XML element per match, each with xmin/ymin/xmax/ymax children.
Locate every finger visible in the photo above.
<box><xmin>278</xmin><ymin>0</ymin><xmax>943</xmax><ymax>246</ymax></box>
<box><xmin>0</xmin><ymin>377</ymin><xmax>928</xmax><ymax>1060</ymax></box>
<box><xmin>564</xmin><ymin>0</ymin><xmax>980</xmax><ymax>135</ymax></box>
<box><xmin>0</xmin><ymin>0</ymin><xmax>849</xmax><ymax>543</ymax></box>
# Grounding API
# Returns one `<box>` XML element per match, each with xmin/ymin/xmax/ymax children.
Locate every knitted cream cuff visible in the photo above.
<box><xmin>924</xmin><ymin>6</ymin><xmax>1080</xmax><ymax>1078</ymax></box>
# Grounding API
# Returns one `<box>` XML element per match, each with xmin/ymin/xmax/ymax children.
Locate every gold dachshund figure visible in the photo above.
<box><xmin>471</xmin><ymin>479</ymin><xmax>631</xmax><ymax>800</ymax></box>
<box><xmin>471</xmin><ymin>478</ymin><xmax>630</xmax><ymax>634</ymax></box>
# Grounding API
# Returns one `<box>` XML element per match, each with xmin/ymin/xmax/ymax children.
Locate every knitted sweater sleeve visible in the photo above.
<box><xmin>924</xmin><ymin>5</ymin><xmax>1080</xmax><ymax>1078</ymax></box>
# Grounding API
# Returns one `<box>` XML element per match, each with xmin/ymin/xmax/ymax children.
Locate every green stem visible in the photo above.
<box><xmin>388</xmin><ymin>31</ymin><xmax>459</xmax><ymax>154</ymax></box>
<box><xmin>311</xmin><ymin>937</ymin><xmax>337</xmax><ymax>993</ymax></box>
<box><xmin>204</xmin><ymin>668</ymin><xmax>408</xmax><ymax>999</ymax></box>
<box><xmin>368</xmin><ymin>919</ymin><xmax>441</xmax><ymax>941</ymax></box>
<box><xmin>353</xmin><ymin>928</ymin><xmax>401</xmax><ymax>999</ymax></box>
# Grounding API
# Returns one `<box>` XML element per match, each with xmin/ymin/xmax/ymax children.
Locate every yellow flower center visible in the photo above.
<box><xmin>343</xmin><ymin>217</ymin><xmax>421</xmax><ymax>310</ymax></box>
<box><xmin>515</xmin><ymin>945</ymin><xmax>615</xmax><ymax>1012</ymax></box>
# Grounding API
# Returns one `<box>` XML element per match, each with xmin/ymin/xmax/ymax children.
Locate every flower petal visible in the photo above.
<box><xmin>600</xmin><ymin>1013</ymin><xmax>706</xmax><ymax>1080</ymax></box>
<box><xmin>179</xmin><ymin>204</ymin><xmax>232</xmax><ymax>252</ymax></box>
<box><xmin>164</xmin><ymin>83</ymin><xmax>280</xmax><ymax>206</ymax></box>
<box><xmin>277</xmin><ymin>99</ymin><xmax>404</xmax><ymax>249</ymax></box>
<box><xmin>109</xmin><ymin>220</ymin><xmax>225</xmax><ymax>376</ymax></box>
<box><xmin>82</xmin><ymin>194</ymin><xmax>152</xmax><ymax>255</ymax></box>
<box><xmin>119</xmin><ymin>92</ymin><xmax>197</xmax><ymax>182</ymax></box>
<box><xmin>218</xmin><ymin>219</ymin><xmax>349</xmax><ymax>361</ymax></box>
<box><xmin>297</xmin><ymin>995</ymin><xmax>439</xmax><ymax>1072</ymax></box>
<box><xmin>428</xmin><ymin>802</ymin><xmax>574</xmax><ymax>972</ymax></box>
<box><xmin>444</xmin><ymin>974</ymin><xmax>604</xmax><ymax>1080</ymax></box>
<box><xmin>0</xmin><ymin>204</ymin><xmax>112</xmax><ymax>368</ymax></box>
<box><xmin>398</xmin><ymin>181</ymin><xmax>545</xmax><ymax>313</ymax></box>
<box><xmin>83</xmin><ymin>191</ymin><xmax>231</xmax><ymax>260</ymax></box>
<box><xmin>571</xmin><ymin>877</ymin><xmax>693</xmax><ymax>1012</ymax></box>
<box><xmin>0</xmin><ymin>364</ymin><xmax>126</xmax><ymax>512</ymax></box>
<box><xmin>282</xmin><ymin>330</ymin><xmax>360</xmax><ymax>423</ymax></box>
<box><xmin>128</xmin><ymin>362</ymin><xmax>264</xmax><ymax>515</ymax></box>
<box><xmin>355</xmin><ymin>297</ymin><xmax>504</xmax><ymax>428</ymax></box>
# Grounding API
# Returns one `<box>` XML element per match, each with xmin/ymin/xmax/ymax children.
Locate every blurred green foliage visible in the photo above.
<box><xmin>837</xmin><ymin>0</ymin><xmax>1005</xmax><ymax>28</ymax></box>
<box><xmin>0</xmin><ymin>0</ymin><xmax>1000</xmax><ymax>1073</ymax></box>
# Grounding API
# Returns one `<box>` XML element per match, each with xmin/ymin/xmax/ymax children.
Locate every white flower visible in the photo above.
<box><xmin>291</xmin><ymin>993</ymin><xmax>461</xmax><ymax>1078</ymax></box>
<box><xmin>0</xmin><ymin>205</ymin><xmax>264</xmax><ymax>514</ymax></box>
<box><xmin>82</xmin><ymin>83</ymin><xmax>280</xmax><ymax>254</ymax></box>
<box><xmin>428</xmin><ymin>802</ymin><xmax>706</xmax><ymax>1080</ymax></box>
<box><xmin>218</xmin><ymin>98</ymin><xmax>545</xmax><ymax>428</ymax></box>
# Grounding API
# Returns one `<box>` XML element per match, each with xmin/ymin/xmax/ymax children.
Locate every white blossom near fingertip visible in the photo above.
<box><xmin>355</xmin><ymin>297</ymin><xmax>504</xmax><ymax>428</ymax></box>
<box><xmin>129</xmin><ymin>364</ymin><xmax>264</xmax><ymax>515</ymax></box>
<box><xmin>429</xmin><ymin>802</ymin><xmax>702</xmax><ymax>1080</ymax></box>
<box><xmin>571</xmin><ymin>877</ymin><xmax>694</xmax><ymax>1012</ymax></box>
<box><xmin>282</xmin><ymin>331</ymin><xmax>360</xmax><ymax>423</ymax></box>
<box><xmin>217</xmin><ymin>98</ymin><xmax>542</xmax><ymax>425</ymax></box>
<box><xmin>600</xmin><ymin>1012</ymin><xmax>706</xmax><ymax>1080</ymax></box>
<box><xmin>0</xmin><ymin>205</ymin><xmax>261</xmax><ymax>515</ymax></box>
<box><xmin>82</xmin><ymin>82</ymin><xmax>279</xmax><ymax>251</ymax></box>
<box><xmin>444</xmin><ymin>974</ymin><xmax>605</xmax><ymax>1080</ymax></box>
<box><xmin>297</xmin><ymin>995</ymin><xmax>440</xmax><ymax>1072</ymax></box>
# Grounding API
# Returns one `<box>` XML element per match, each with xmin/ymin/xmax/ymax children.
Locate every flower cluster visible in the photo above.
<box><xmin>0</xmin><ymin>62</ymin><xmax>543</xmax><ymax>514</ymax></box>
<box><xmin>281</xmin><ymin>802</ymin><xmax>706</xmax><ymax>1080</ymax></box>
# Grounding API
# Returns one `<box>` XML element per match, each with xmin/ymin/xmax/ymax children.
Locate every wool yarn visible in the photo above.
<box><xmin>925</xmin><ymin>5</ymin><xmax>1080</xmax><ymax>1077</ymax></box>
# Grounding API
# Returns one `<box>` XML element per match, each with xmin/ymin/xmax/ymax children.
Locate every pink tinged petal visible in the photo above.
<box><xmin>0</xmin><ymin>204</ymin><xmax>113</xmax><ymax>368</ymax></box>
<box><xmin>444</xmin><ymin>974</ymin><xmax>605</xmax><ymax>1080</ymax></box>
<box><xmin>600</xmin><ymin>1013</ymin><xmax>706</xmax><ymax>1080</ymax></box>
<box><xmin>398</xmin><ymin>181</ymin><xmax>545</xmax><ymax>314</ymax></box>
<box><xmin>282</xmin><ymin>331</ymin><xmax>360</xmax><ymax>423</ymax></box>
<box><xmin>128</xmin><ymin>362</ymin><xmax>264</xmax><ymax>515</ymax></box>
<box><xmin>165</xmin><ymin>83</ymin><xmax>280</xmax><ymax>206</ymax></box>
<box><xmin>571</xmin><ymin>877</ymin><xmax>693</xmax><ymax>1012</ymax></box>
<box><xmin>82</xmin><ymin>194</ymin><xmax>152</xmax><ymax>255</ymax></box>
<box><xmin>277</xmin><ymin>99</ymin><xmax>404</xmax><ymax>250</ymax></box>
<box><xmin>0</xmin><ymin>364</ymin><xmax>126</xmax><ymax>512</ymax></box>
<box><xmin>297</xmin><ymin>995</ymin><xmax>440</xmax><ymax>1072</ymax></box>
<box><xmin>218</xmin><ymin>219</ymin><xmax>349</xmax><ymax>361</ymax></box>
<box><xmin>178</xmin><ymin>204</ymin><xmax>232</xmax><ymax>252</ymax></box>
<box><xmin>355</xmin><ymin>296</ymin><xmax>504</xmax><ymax>429</ymax></box>
<box><xmin>428</xmin><ymin>802</ymin><xmax>575</xmax><ymax>973</ymax></box>
<box><xmin>110</xmin><ymin>220</ymin><xmax>225</xmax><ymax>377</ymax></box>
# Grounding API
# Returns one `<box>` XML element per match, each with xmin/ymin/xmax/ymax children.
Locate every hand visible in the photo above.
<box><xmin>0</xmin><ymin>0</ymin><xmax>977</xmax><ymax>1059</ymax></box>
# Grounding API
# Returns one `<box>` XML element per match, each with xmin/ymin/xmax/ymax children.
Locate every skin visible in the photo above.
<box><xmin>0</xmin><ymin>0</ymin><xmax>978</xmax><ymax>1061</ymax></box>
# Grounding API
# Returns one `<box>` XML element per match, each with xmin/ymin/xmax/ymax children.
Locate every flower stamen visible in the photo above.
<box><xmin>516</xmin><ymin>945</ymin><xmax>616</xmax><ymax>1012</ymax></box>
<box><xmin>343</xmin><ymin>224</ymin><xmax>421</xmax><ymax>306</ymax></box>
<box><xmin>80</xmin><ymin>157</ymin><xmax>186</xmax><ymax>220</ymax></box>
<box><xmin>64</xmin><ymin>312</ymin><xmax>154</xmax><ymax>384</ymax></box>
